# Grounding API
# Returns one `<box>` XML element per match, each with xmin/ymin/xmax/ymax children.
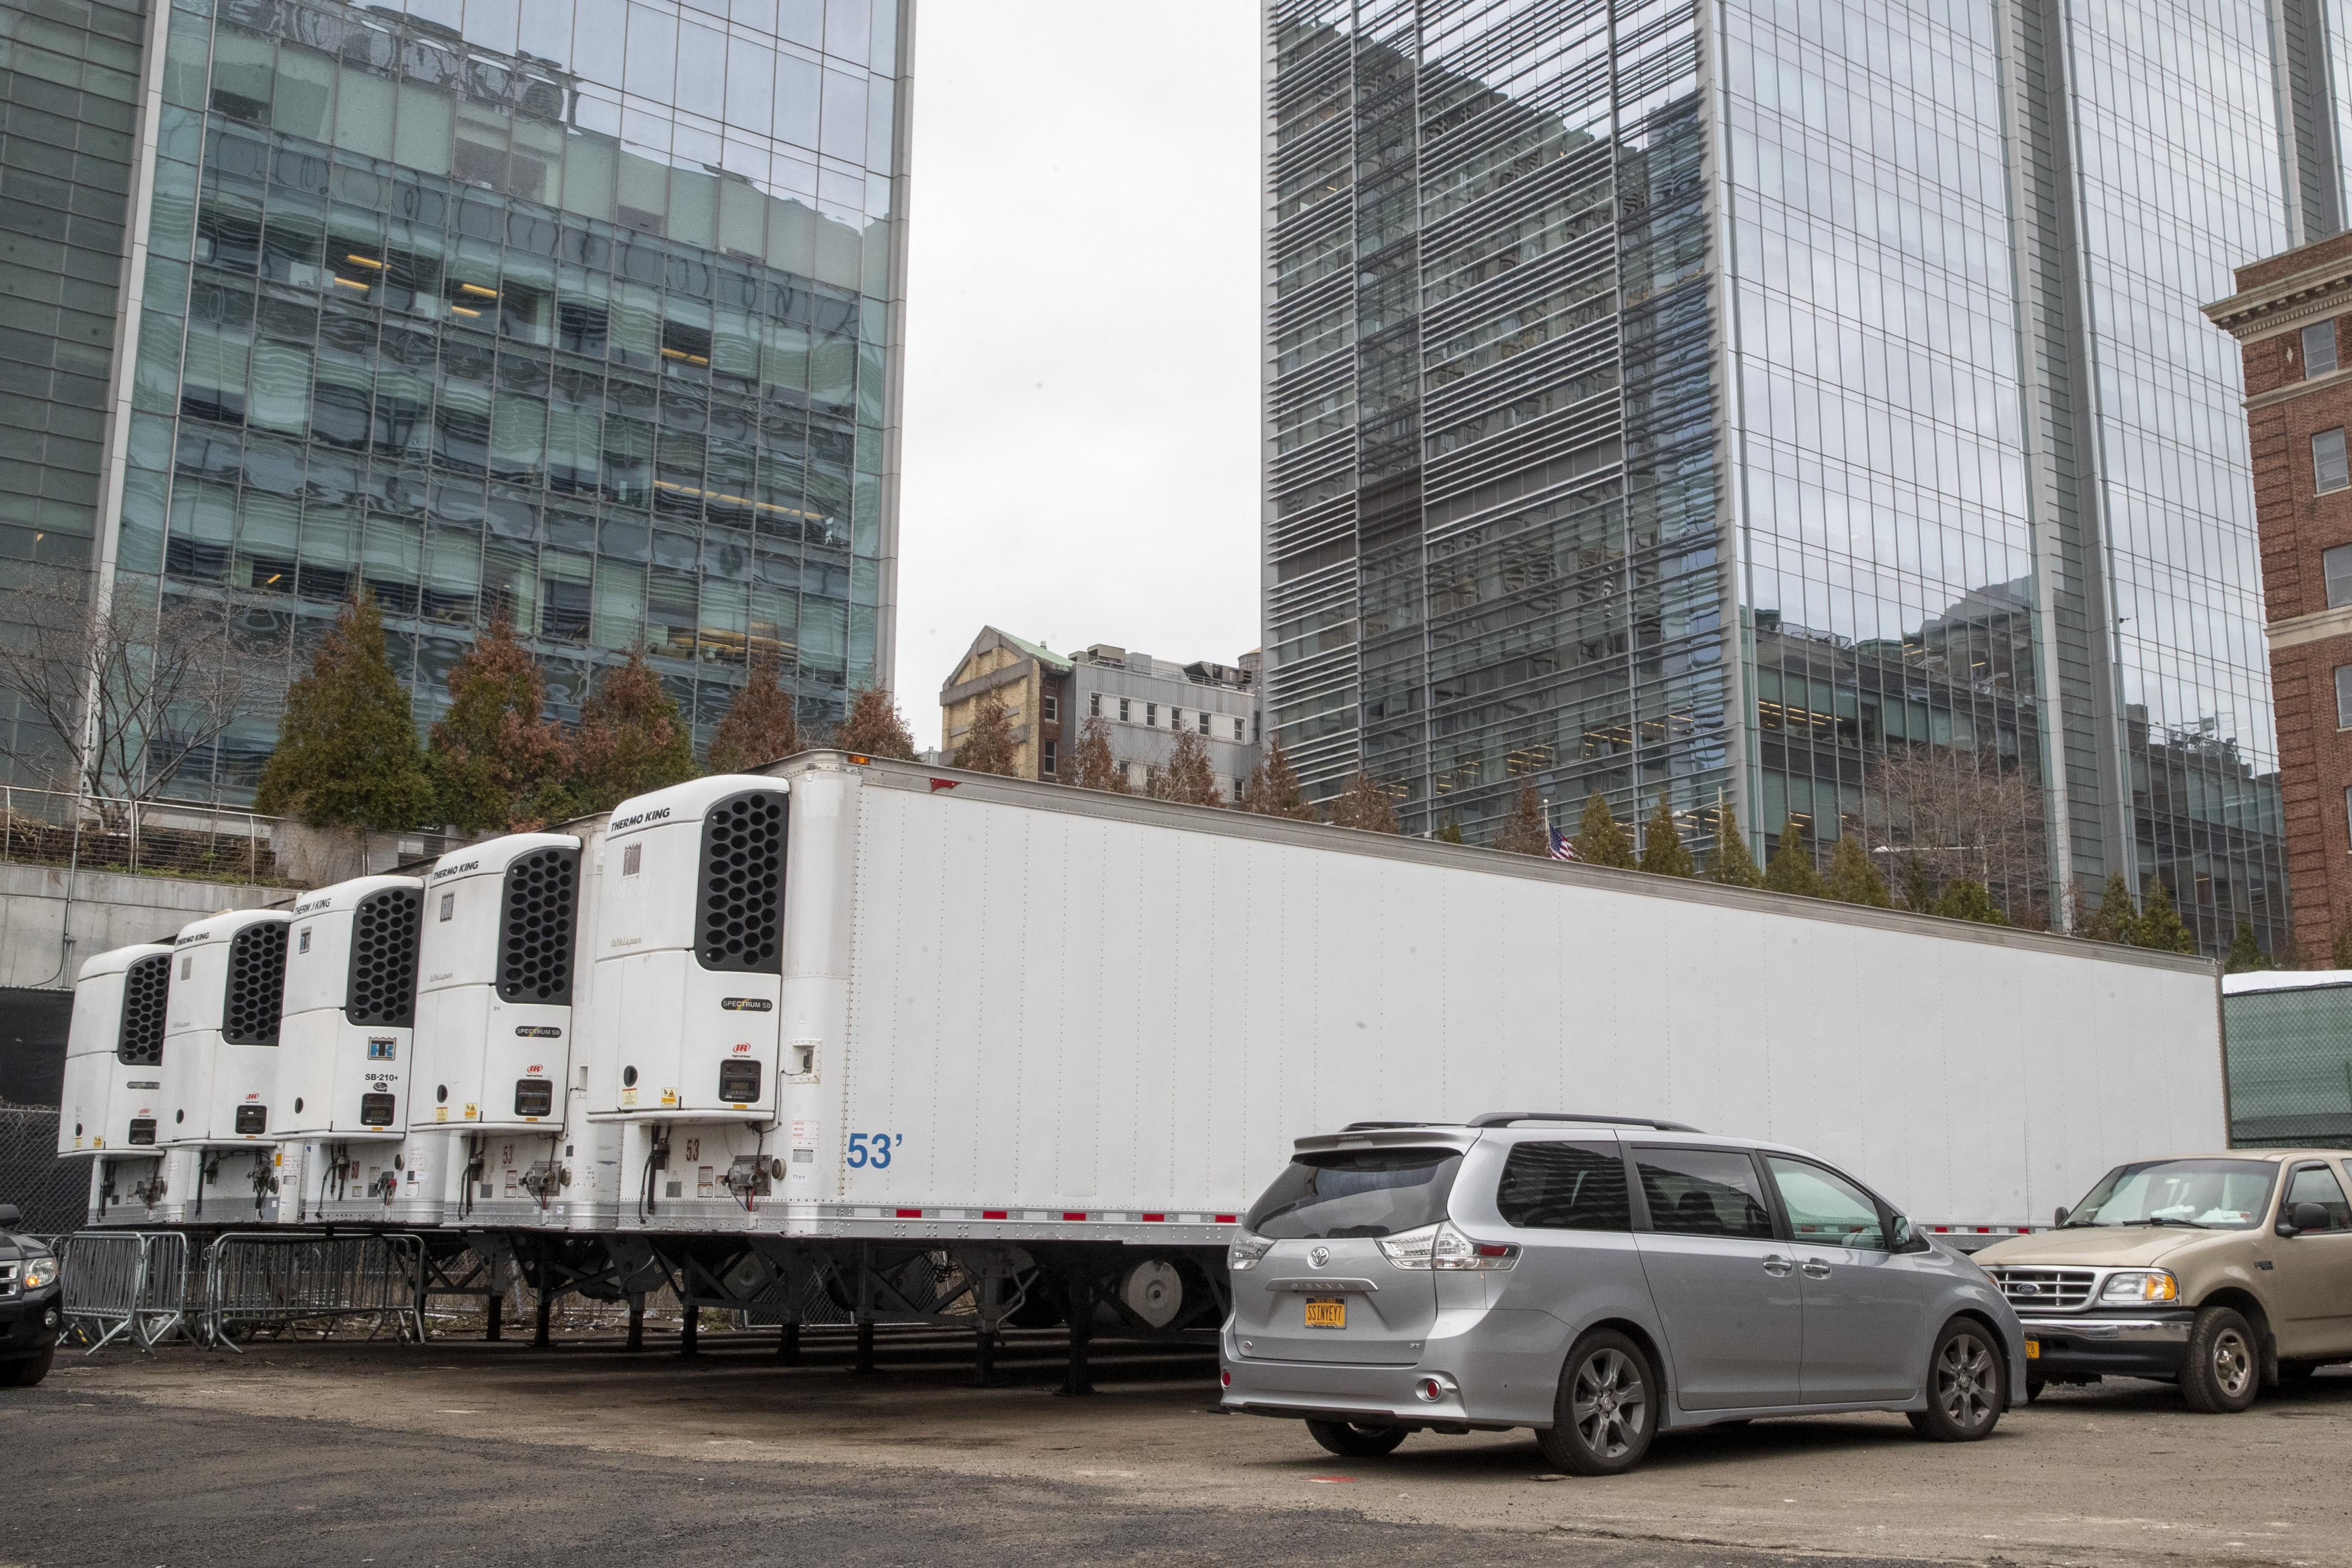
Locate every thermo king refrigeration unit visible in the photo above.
<box><xmin>154</xmin><ymin>908</ymin><xmax>291</xmax><ymax>1223</ymax></box>
<box><xmin>58</xmin><ymin>943</ymin><xmax>175</xmax><ymax>1223</ymax></box>
<box><xmin>274</xmin><ymin>874</ymin><xmax>438</xmax><ymax>1224</ymax></box>
<box><xmin>585</xmin><ymin>776</ymin><xmax>790</xmax><ymax>1229</ymax></box>
<box><xmin>410</xmin><ymin>834</ymin><xmax>584</xmax><ymax>1224</ymax></box>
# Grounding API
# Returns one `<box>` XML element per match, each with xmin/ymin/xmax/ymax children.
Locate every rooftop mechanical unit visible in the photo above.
<box><xmin>275</xmin><ymin>875</ymin><xmax>425</xmax><ymax>1140</ymax></box>
<box><xmin>586</xmin><ymin>776</ymin><xmax>787</xmax><ymax>1124</ymax></box>
<box><xmin>157</xmin><ymin>908</ymin><xmax>291</xmax><ymax>1149</ymax></box>
<box><xmin>59</xmin><ymin>943</ymin><xmax>175</xmax><ymax>1158</ymax></box>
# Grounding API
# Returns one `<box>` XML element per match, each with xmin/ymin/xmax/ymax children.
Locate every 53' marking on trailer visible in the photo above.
<box><xmin>845</xmin><ymin>1133</ymin><xmax>904</xmax><ymax>1169</ymax></box>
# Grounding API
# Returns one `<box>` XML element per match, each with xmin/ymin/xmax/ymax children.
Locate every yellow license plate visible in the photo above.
<box><xmin>2025</xmin><ymin>1340</ymin><xmax>2040</xmax><ymax>1359</ymax></box>
<box><xmin>1303</xmin><ymin>1298</ymin><xmax>1346</xmax><ymax>1329</ymax></box>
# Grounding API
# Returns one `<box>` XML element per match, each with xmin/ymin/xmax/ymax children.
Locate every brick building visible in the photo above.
<box><xmin>2208</xmin><ymin>234</ymin><xmax>2352</xmax><ymax>961</ymax></box>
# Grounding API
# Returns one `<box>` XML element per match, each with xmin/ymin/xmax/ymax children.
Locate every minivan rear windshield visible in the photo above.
<box><xmin>1244</xmin><ymin>1148</ymin><xmax>1464</xmax><ymax>1239</ymax></box>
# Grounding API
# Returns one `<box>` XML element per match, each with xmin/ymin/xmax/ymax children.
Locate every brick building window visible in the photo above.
<box><xmin>2307</xmin><ymin>320</ymin><xmax>2340</xmax><ymax>377</ymax></box>
<box><xmin>2329</xmin><ymin>544</ymin><xmax>2352</xmax><ymax>609</ymax></box>
<box><xmin>2317</xmin><ymin>427</ymin><xmax>2350</xmax><ymax>493</ymax></box>
<box><xmin>1042</xmin><ymin>694</ymin><xmax>1057</xmax><ymax>722</ymax></box>
<box><xmin>1041</xmin><ymin>739</ymin><xmax>1057</xmax><ymax>774</ymax></box>
<box><xmin>2336</xmin><ymin>664</ymin><xmax>2352</xmax><ymax>729</ymax></box>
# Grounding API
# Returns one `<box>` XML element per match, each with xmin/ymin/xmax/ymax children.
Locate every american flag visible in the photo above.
<box><xmin>1549</xmin><ymin>828</ymin><xmax>1578</xmax><ymax>861</ymax></box>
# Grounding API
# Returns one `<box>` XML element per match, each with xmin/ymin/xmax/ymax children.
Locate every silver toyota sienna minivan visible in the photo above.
<box><xmin>1220</xmin><ymin>1114</ymin><xmax>2024</xmax><ymax>1474</ymax></box>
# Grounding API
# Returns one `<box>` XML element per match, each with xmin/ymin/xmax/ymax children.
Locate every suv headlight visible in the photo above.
<box><xmin>20</xmin><ymin>1256</ymin><xmax>58</xmax><ymax>1291</ymax></box>
<box><xmin>1376</xmin><ymin>1222</ymin><xmax>1518</xmax><ymax>1271</ymax></box>
<box><xmin>2099</xmin><ymin>1269</ymin><xmax>2178</xmax><ymax>1303</ymax></box>
<box><xmin>1227</xmin><ymin>1231</ymin><xmax>1272</xmax><ymax>1271</ymax></box>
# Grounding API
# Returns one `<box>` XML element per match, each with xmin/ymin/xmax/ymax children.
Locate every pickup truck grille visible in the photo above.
<box><xmin>1988</xmin><ymin>1267</ymin><xmax>2096</xmax><ymax>1310</ymax></box>
<box><xmin>0</xmin><ymin>1262</ymin><xmax>16</xmax><ymax>1299</ymax></box>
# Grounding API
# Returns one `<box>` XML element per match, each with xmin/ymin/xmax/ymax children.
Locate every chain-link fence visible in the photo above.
<box><xmin>0</xmin><ymin>1105</ymin><xmax>88</xmax><ymax>1235</ymax></box>
<box><xmin>2224</xmin><ymin>983</ymin><xmax>2352</xmax><ymax>1148</ymax></box>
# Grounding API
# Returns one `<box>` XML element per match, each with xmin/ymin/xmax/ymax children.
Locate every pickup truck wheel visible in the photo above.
<box><xmin>1305</xmin><ymin>1419</ymin><xmax>1407</xmax><ymax>1458</ymax></box>
<box><xmin>2180</xmin><ymin>1306</ymin><xmax>2259</xmax><ymax>1413</ymax></box>
<box><xmin>1906</xmin><ymin>1319</ymin><xmax>2004</xmax><ymax>1441</ymax></box>
<box><xmin>1536</xmin><ymin>1329</ymin><xmax>1658</xmax><ymax>1475</ymax></box>
<box><xmin>0</xmin><ymin>1350</ymin><xmax>51</xmax><ymax>1389</ymax></box>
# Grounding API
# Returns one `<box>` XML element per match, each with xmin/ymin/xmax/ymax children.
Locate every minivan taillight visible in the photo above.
<box><xmin>1378</xmin><ymin>1222</ymin><xmax>1518</xmax><ymax>1271</ymax></box>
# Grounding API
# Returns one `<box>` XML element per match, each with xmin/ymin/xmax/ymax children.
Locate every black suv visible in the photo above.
<box><xmin>0</xmin><ymin>1206</ymin><xmax>61</xmax><ymax>1387</ymax></box>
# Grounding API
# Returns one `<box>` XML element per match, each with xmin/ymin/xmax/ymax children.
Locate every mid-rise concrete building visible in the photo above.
<box><xmin>938</xmin><ymin>628</ymin><xmax>1257</xmax><ymax>798</ymax></box>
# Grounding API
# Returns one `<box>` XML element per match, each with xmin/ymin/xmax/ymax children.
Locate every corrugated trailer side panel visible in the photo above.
<box><xmin>820</xmin><ymin>762</ymin><xmax>2222</xmax><ymax>1233</ymax></box>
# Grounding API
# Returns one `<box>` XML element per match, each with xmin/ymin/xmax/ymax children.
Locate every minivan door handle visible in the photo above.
<box><xmin>1800</xmin><ymin>1260</ymin><xmax>1831</xmax><ymax>1279</ymax></box>
<box><xmin>1761</xmin><ymin>1254</ymin><xmax>1793</xmax><ymax>1276</ymax></box>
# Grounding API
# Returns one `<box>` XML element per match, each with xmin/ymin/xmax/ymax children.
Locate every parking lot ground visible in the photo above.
<box><xmin>10</xmin><ymin>1324</ymin><xmax>2352</xmax><ymax>1568</ymax></box>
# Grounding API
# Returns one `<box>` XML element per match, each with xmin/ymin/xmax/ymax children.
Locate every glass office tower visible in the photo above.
<box><xmin>1262</xmin><ymin>0</ymin><xmax>2314</xmax><ymax>953</ymax></box>
<box><xmin>3</xmin><ymin>0</ymin><xmax>909</xmax><ymax>793</ymax></box>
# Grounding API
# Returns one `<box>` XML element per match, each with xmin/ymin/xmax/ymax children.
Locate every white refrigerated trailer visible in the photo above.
<box><xmin>590</xmin><ymin>752</ymin><xmax>2223</xmax><ymax>1242</ymax></box>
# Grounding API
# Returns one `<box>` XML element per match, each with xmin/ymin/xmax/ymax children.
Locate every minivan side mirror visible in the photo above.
<box><xmin>2054</xmin><ymin>1205</ymin><xmax>2071</xmax><ymax>1228</ymax></box>
<box><xmin>1889</xmin><ymin>1214</ymin><xmax>1927</xmax><ymax>1252</ymax></box>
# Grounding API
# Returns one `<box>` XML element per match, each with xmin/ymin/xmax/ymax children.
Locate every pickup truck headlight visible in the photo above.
<box><xmin>2099</xmin><ymin>1269</ymin><xmax>2178</xmax><ymax>1303</ymax></box>
<box><xmin>19</xmin><ymin>1256</ymin><xmax>58</xmax><ymax>1291</ymax></box>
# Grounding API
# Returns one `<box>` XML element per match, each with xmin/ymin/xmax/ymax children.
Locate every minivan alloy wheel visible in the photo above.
<box><xmin>1572</xmin><ymin>1348</ymin><xmax>1647</xmax><ymax>1460</ymax></box>
<box><xmin>1934</xmin><ymin>1332</ymin><xmax>1995</xmax><ymax>1428</ymax></box>
<box><xmin>1537</xmin><ymin>1328</ymin><xmax>1658</xmax><ymax>1475</ymax></box>
<box><xmin>1906</xmin><ymin>1319</ymin><xmax>2004</xmax><ymax>1442</ymax></box>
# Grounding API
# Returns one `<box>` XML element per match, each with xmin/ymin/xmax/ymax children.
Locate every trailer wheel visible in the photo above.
<box><xmin>2179</xmin><ymin>1306</ymin><xmax>2260</xmax><ymax>1413</ymax></box>
<box><xmin>1305</xmin><ymin>1419</ymin><xmax>1406</xmax><ymax>1458</ymax></box>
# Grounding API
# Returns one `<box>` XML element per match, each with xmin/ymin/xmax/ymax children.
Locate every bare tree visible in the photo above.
<box><xmin>0</xmin><ymin>568</ymin><xmax>265</xmax><ymax>814</ymax></box>
<box><xmin>953</xmin><ymin>689</ymin><xmax>1022</xmax><ymax>776</ymax></box>
<box><xmin>1069</xmin><ymin>715</ymin><xmax>1131</xmax><ymax>793</ymax></box>
<box><xmin>1328</xmin><ymin>771</ymin><xmax>1402</xmax><ymax>833</ymax></box>
<box><xmin>1494</xmin><ymin>783</ymin><xmax>1548</xmax><ymax>856</ymax></box>
<box><xmin>1147</xmin><ymin>727</ymin><xmax>1224</xmax><ymax>806</ymax></box>
<box><xmin>1862</xmin><ymin>744</ymin><xmax>2050</xmax><ymax>923</ymax></box>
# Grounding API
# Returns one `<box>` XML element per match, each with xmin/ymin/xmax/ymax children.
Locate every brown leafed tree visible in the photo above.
<box><xmin>0</xmin><ymin>565</ymin><xmax>267</xmax><ymax>814</ymax></box>
<box><xmin>564</xmin><ymin>647</ymin><xmax>698</xmax><ymax>815</ymax></box>
<box><xmin>427</xmin><ymin>614</ymin><xmax>570</xmax><ymax>832</ymax></box>
<box><xmin>953</xmin><ymin>689</ymin><xmax>1022</xmax><ymax>776</ymax></box>
<box><xmin>1327</xmin><ymin>770</ymin><xmax>1402</xmax><ymax>833</ymax></box>
<box><xmin>1494</xmin><ymin>782</ymin><xmax>1548</xmax><ymax>856</ymax></box>
<box><xmin>831</xmin><ymin>684</ymin><xmax>918</xmax><ymax>760</ymax></box>
<box><xmin>1148</xmin><ymin>726</ymin><xmax>1224</xmax><ymax>806</ymax></box>
<box><xmin>1068</xmin><ymin>714</ymin><xmax>1131</xmax><ymax>792</ymax></box>
<box><xmin>707</xmin><ymin>651</ymin><xmax>799</xmax><ymax>772</ymax></box>
<box><xmin>1241</xmin><ymin>737</ymin><xmax>1315</xmax><ymax>819</ymax></box>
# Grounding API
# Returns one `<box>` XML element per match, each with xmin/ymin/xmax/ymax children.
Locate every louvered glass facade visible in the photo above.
<box><xmin>1262</xmin><ymin>0</ymin><xmax>2329</xmax><ymax>956</ymax></box>
<box><xmin>10</xmin><ymin>0</ymin><xmax>908</xmax><ymax>796</ymax></box>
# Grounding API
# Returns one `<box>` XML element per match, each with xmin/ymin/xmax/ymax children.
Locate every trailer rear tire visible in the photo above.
<box><xmin>1305</xmin><ymin>1419</ymin><xmax>1407</xmax><ymax>1458</ymax></box>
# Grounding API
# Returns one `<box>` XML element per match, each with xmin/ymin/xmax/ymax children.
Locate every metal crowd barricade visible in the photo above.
<box><xmin>201</xmin><ymin>1232</ymin><xmax>428</xmax><ymax>1349</ymax></box>
<box><xmin>59</xmin><ymin>1231</ymin><xmax>193</xmax><ymax>1352</ymax></box>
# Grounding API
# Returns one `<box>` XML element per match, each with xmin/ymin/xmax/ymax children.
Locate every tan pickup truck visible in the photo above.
<box><xmin>1973</xmin><ymin>1152</ymin><xmax>2352</xmax><ymax>1411</ymax></box>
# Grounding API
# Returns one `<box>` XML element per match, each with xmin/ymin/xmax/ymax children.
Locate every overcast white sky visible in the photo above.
<box><xmin>892</xmin><ymin>3</ymin><xmax>1263</xmax><ymax>748</ymax></box>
